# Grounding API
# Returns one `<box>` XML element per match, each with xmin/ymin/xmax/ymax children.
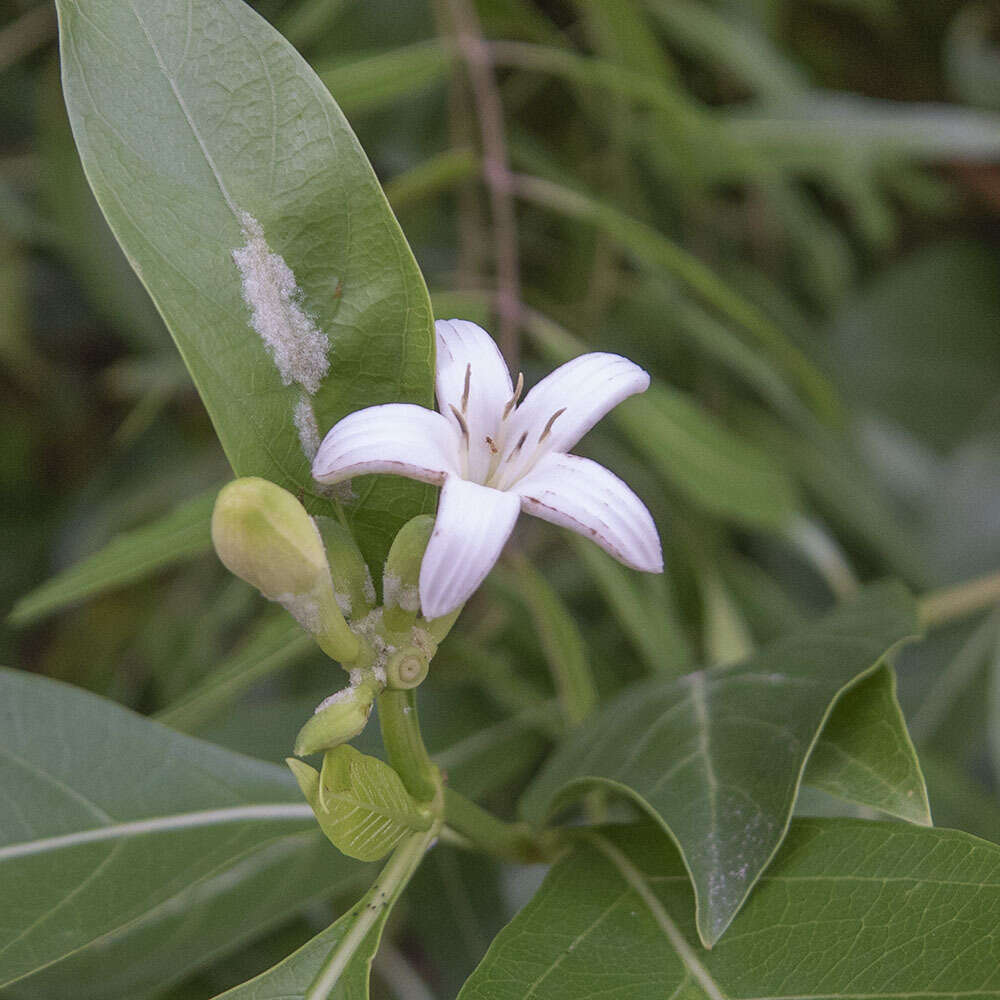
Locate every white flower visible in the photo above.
<box><xmin>313</xmin><ymin>320</ymin><xmax>663</xmax><ymax>619</ymax></box>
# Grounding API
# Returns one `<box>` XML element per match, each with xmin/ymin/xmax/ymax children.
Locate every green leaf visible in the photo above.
<box><xmin>520</xmin><ymin>581</ymin><xmax>920</xmax><ymax>945</ymax></box>
<box><xmin>56</xmin><ymin>0</ymin><xmax>435</xmax><ymax>574</ymax></box>
<box><xmin>458</xmin><ymin>819</ymin><xmax>1000</xmax><ymax>999</ymax></box>
<box><xmin>8</xmin><ymin>489</ymin><xmax>214</xmax><ymax>626</ymax></box>
<box><xmin>213</xmin><ymin>830</ymin><xmax>435</xmax><ymax>1000</ymax></box>
<box><xmin>805</xmin><ymin>665</ymin><xmax>931</xmax><ymax>825</ymax></box>
<box><xmin>316</xmin><ymin>41</ymin><xmax>454</xmax><ymax>117</ymax></box>
<box><xmin>0</xmin><ymin>668</ymin><xmax>367</xmax><ymax>992</ymax></box>
<box><xmin>290</xmin><ymin>746</ymin><xmax>432</xmax><ymax>862</ymax></box>
<box><xmin>513</xmin><ymin>559</ymin><xmax>597</xmax><ymax>726</ymax></box>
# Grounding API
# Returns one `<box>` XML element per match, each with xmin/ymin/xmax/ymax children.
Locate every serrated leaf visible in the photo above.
<box><xmin>805</xmin><ymin>664</ymin><xmax>931</xmax><ymax>825</ymax></box>
<box><xmin>55</xmin><ymin>0</ymin><xmax>435</xmax><ymax>574</ymax></box>
<box><xmin>458</xmin><ymin>819</ymin><xmax>1000</xmax><ymax>999</ymax></box>
<box><xmin>520</xmin><ymin>581</ymin><xmax>920</xmax><ymax>945</ymax></box>
<box><xmin>8</xmin><ymin>490</ymin><xmax>214</xmax><ymax>626</ymax></box>
<box><xmin>291</xmin><ymin>746</ymin><xmax>432</xmax><ymax>862</ymax></box>
<box><xmin>0</xmin><ymin>668</ymin><xmax>368</xmax><ymax>992</ymax></box>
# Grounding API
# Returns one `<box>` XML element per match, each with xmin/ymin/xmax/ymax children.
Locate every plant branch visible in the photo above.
<box><xmin>377</xmin><ymin>689</ymin><xmax>440</xmax><ymax>802</ymax></box>
<box><xmin>920</xmin><ymin>569</ymin><xmax>1000</xmax><ymax>629</ymax></box>
<box><xmin>444</xmin><ymin>0</ymin><xmax>522</xmax><ymax>369</ymax></box>
<box><xmin>443</xmin><ymin>787</ymin><xmax>562</xmax><ymax>863</ymax></box>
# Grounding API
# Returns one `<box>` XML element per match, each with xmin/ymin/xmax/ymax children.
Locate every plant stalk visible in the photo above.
<box><xmin>377</xmin><ymin>688</ymin><xmax>439</xmax><ymax>801</ymax></box>
<box><xmin>443</xmin><ymin>787</ymin><xmax>562</xmax><ymax>863</ymax></box>
<box><xmin>920</xmin><ymin>570</ymin><xmax>1000</xmax><ymax>629</ymax></box>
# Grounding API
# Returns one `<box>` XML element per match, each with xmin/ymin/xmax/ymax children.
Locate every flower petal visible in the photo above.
<box><xmin>500</xmin><ymin>353</ymin><xmax>649</xmax><ymax>483</ymax></box>
<box><xmin>419</xmin><ymin>475</ymin><xmax>521</xmax><ymax>619</ymax></box>
<box><xmin>312</xmin><ymin>404</ymin><xmax>460</xmax><ymax>486</ymax></box>
<box><xmin>515</xmin><ymin>452</ymin><xmax>663</xmax><ymax>572</ymax></box>
<box><xmin>435</xmin><ymin>320</ymin><xmax>513</xmax><ymax>483</ymax></box>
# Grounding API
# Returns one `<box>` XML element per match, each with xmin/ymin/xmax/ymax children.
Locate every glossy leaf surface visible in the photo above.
<box><xmin>521</xmin><ymin>582</ymin><xmax>921</xmax><ymax>944</ymax></box>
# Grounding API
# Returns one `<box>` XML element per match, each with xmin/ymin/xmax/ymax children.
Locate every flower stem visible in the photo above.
<box><xmin>377</xmin><ymin>689</ymin><xmax>439</xmax><ymax>802</ymax></box>
<box><xmin>305</xmin><ymin>825</ymin><xmax>437</xmax><ymax>1000</ymax></box>
<box><xmin>920</xmin><ymin>569</ymin><xmax>1000</xmax><ymax>629</ymax></box>
<box><xmin>443</xmin><ymin>787</ymin><xmax>563</xmax><ymax>863</ymax></box>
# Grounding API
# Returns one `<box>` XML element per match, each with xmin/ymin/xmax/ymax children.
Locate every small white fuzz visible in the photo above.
<box><xmin>334</xmin><ymin>591</ymin><xmax>352</xmax><ymax>616</ymax></box>
<box><xmin>233</xmin><ymin>213</ymin><xmax>330</xmax><ymax>394</ymax></box>
<box><xmin>383</xmin><ymin>573</ymin><xmax>421</xmax><ymax>614</ymax></box>
<box><xmin>276</xmin><ymin>593</ymin><xmax>321</xmax><ymax>634</ymax></box>
<box><xmin>294</xmin><ymin>395</ymin><xmax>322</xmax><ymax>461</ymax></box>
<box><xmin>313</xmin><ymin>688</ymin><xmax>352</xmax><ymax>714</ymax></box>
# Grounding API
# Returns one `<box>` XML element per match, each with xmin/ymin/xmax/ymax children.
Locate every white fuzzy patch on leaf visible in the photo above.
<box><xmin>294</xmin><ymin>395</ymin><xmax>322</xmax><ymax>460</ymax></box>
<box><xmin>233</xmin><ymin>213</ymin><xmax>330</xmax><ymax>394</ymax></box>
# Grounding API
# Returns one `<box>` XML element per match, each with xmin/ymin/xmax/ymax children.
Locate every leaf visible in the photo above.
<box><xmin>520</xmin><ymin>581</ymin><xmax>920</xmax><ymax>945</ymax></box>
<box><xmin>0</xmin><ymin>668</ymin><xmax>367</xmax><ymax>992</ymax></box>
<box><xmin>316</xmin><ymin>41</ymin><xmax>454</xmax><ymax>117</ymax></box>
<box><xmin>458</xmin><ymin>819</ymin><xmax>1000</xmax><ymax>998</ymax></box>
<box><xmin>290</xmin><ymin>746</ymin><xmax>432</xmax><ymax>862</ymax></box>
<box><xmin>8</xmin><ymin>490</ymin><xmax>214</xmax><ymax>626</ymax></box>
<box><xmin>56</xmin><ymin>0</ymin><xmax>435</xmax><ymax>574</ymax></box>
<box><xmin>805</xmin><ymin>665</ymin><xmax>931</xmax><ymax>825</ymax></box>
<box><xmin>213</xmin><ymin>830</ymin><xmax>435</xmax><ymax>1000</ymax></box>
<box><xmin>512</xmin><ymin>559</ymin><xmax>597</xmax><ymax>726</ymax></box>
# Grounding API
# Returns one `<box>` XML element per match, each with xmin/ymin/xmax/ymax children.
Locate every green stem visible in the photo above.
<box><xmin>443</xmin><ymin>787</ymin><xmax>562</xmax><ymax>863</ymax></box>
<box><xmin>305</xmin><ymin>825</ymin><xmax>437</xmax><ymax>1000</ymax></box>
<box><xmin>920</xmin><ymin>569</ymin><xmax>1000</xmax><ymax>629</ymax></box>
<box><xmin>377</xmin><ymin>689</ymin><xmax>439</xmax><ymax>802</ymax></box>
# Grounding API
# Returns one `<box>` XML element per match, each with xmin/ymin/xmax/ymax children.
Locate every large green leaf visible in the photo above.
<box><xmin>458</xmin><ymin>819</ymin><xmax>1000</xmax><ymax>998</ymax></box>
<box><xmin>55</xmin><ymin>0</ymin><xmax>435</xmax><ymax>572</ymax></box>
<box><xmin>0</xmin><ymin>668</ymin><xmax>368</xmax><ymax>991</ymax></box>
<box><xmin>520</xmin><ymin>582</ymin><xmax>921</xmax><ymax>945</ymax></box>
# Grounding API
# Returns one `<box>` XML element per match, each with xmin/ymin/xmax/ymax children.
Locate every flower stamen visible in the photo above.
<box><xmin>449</xmin><ymin>404</ymin><xmax>470</xmax><ymax>443</ymax></box>
<box><xmin>485</xmin><ymin>435</ymin><xmax>499</xmax><ymax>454</ymax></box>
<box><xmin>461</xmin><ymin>363</ymin><xmax>471</xmax><ymax>414</ymax></box>
<box><xmin>503</xmin><ymin>372</ymin><xmax>524</xmax><ymax>420</ymax></box>
<box><xmin>538</xmin><ymin>407</ymin><xmax>567</xmax><ymax>443</ymax></box>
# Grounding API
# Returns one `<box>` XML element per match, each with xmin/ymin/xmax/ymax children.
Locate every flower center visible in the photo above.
<box><xmin>449</xmin><ymin>364</ymin><xmax>565</xmax><ymax>490</ymax></box>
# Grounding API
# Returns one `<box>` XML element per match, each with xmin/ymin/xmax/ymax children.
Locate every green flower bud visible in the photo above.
<box><xmin>314</xmin><ymin>516</ymin><xmax>376</xmax><ymax>620</ymax></box>
<box><xmin>382</xmin><ymin>515</ymin><xmax>433</xmax><ymax>633</ymax></box>
<box><xmin>211</xmin><ymin>478</ymin><xmax>359</xmax><ymax>662</ymax></box>
<box><xmin>293</xmin><ymin>677</ymin><xmax>379</xmax><ymax>756</ymax></box>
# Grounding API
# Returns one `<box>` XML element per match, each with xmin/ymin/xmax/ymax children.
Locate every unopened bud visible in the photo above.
<box><xmin>211</xmin><ymin>478</ymin><xmax>359</xmax><ymax>662</ymax></box>
<box><xmin>382</xmin><ymin>515</ymin><xmax>433</xmax><ymax>632</ymax></box>
<box><xmin>293</xmin><ymin>677</ymin><xmax>379</xmax><ymax>756</ymax></box>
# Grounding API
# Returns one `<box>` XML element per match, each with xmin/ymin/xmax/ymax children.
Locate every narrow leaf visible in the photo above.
<box><xmin>8</xmin><ymin>490</ymin><xmax>214</xmax><ymax>625</ymax></box>
<box><xmin>520</xmin><ymin>581</ymin><xmax>920</xmax><ymax>945</ymax></box>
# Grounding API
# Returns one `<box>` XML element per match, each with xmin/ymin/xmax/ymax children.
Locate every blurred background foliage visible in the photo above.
<box><xmin>3</xmin><ymin>0</ymin><xmax>1000</xmax><ymax>995</ymax></box>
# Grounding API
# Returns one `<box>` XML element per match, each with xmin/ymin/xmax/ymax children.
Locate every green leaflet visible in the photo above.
<box><xmin>290</xmin><ymin>746</ymin><xmax>433</xmax><ymax>862</ymax></box>
<box><xmin>55</xmin><ymin>0</ymin><xmax>435</xmax><ymax>575</ymax></box>
<box><xmin>0</xmin><ymin>668</ymin><xmax>368</xmax><ymax>993</ymax></box>
<box><xmin>805</xmin><ymin>664</ymin><xmax>931</xmax><ymax>826</ymax></box>
<box><xmin>520</xmin><ymin>581</ymin><xmax>923</xmax><ymax>945</ymax></box>
<box><xmin>8</xmin><ymin>489</ymin><xmax>215</xmax><ymax>625</ymax></box>
<box><xmin>458</xmin><ymin>819</ymin><xmax>1000</xmax><ymax>999</ymax></box>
